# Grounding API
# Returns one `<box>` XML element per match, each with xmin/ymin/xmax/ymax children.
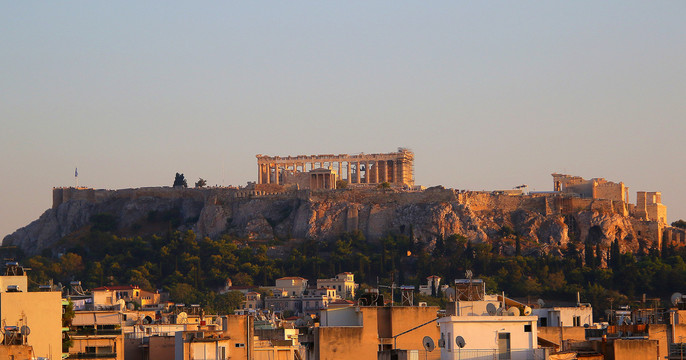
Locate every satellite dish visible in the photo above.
<box><xmin>584</xmin><ymin>324</ymin><xmax>590</xmax><ymax>328</ymax></box>
<box><xmin>487</xmin><ymin>303</ymin><xmax>497</xmax><ymax>316</ymax></box>
<box><xmin>20</xmin><ymin>326</ymin><xmax>30</xmax><ymax>336</ymax></box>
<box><xmin>496</xmin><ymin>307</ymin><xmax>504</xmax><ymax>316</ymax></box>
<box><xmin>117</xmin><ymin>299</ymin><xmax>126</xmax><ymax>311</ymax></box>
<box><xmin>127</xmin><ymin>303</ymin><xmax>135</xmax><ymax>311</ymax></box>
<box><xmin>455</xmin><ymin>336</ymin><xmax>466</xmax><ymax>349</ymax></box>
<box><xmin>423</xmin><ymin>336</ymin><xmax>435</xmax><ymax>352</ymax></box>
<box><xmin>177</xmin><ymin>312</ymin><xmax>188</xmax><ymax>324</ymax></box>
<box><xmin>537</xmin><ymin>299</ymin><xmax>545</xmax><ymax>307</ymax></box>
<box><xmin>672</xmin><ymin>292</ymin><xmax>683</xmax><ymax>306</ymax></box>
<box><xmin>507</xmin><ymin>307</ymin><xmax>520</xmax><ymax>316</ymax></box>
<box><xmin>523</xmin><ymin>306</ymin><xmax>532</xmax><ymax>316</ymax></box>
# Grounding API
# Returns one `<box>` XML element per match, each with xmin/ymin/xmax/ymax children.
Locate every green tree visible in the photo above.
<box><xmin>672</xmin><ymin>220</ymin><xmax>686</xmax><ymax>229</ymax></box>
<box><xmin>90</xmin><ymin>213</ymin><xmax>118</xmax><ymax>232</ymax></box>
<box><xmin>211</xmin><ymin>291</ymin><xmax>246</xmax><ymax>314</ymax></box>
<box><xmin>168</xmin><ymin>283</ymin><xmax>201</xmax><ymax>304</ymax></box>
<box><xmin>62</xmin><ymin>300</ymin><xmax>75</xmax><ymax>352</ymax></box>
<box><xmin>195</xmin><ymin>178</ymin><xmax>207</xmax><ymax>188</ymax></box>
<box><xmin>336</xmin><ymin>180</ymin><xmax>348</xmax><ymax>189</ymax></box>
<box><xmin>379</xmin><ymin>182</ymin><xmax>391</xmax><ymax>189</ymax></box>
<box><xmin>173</xmin><ymin>173</ymin><xmax>188</xmax><ymax>188</ymax></box>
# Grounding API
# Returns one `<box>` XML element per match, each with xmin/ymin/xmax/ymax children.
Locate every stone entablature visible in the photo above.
<box><xmin>256</xmin><ymin>148</ymin><xmax>414</xmax><ymax>188</ymax></box>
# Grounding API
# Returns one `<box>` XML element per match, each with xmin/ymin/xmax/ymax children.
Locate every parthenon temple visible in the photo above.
<box><xmin>256</xmin><ymin>148</ymin><xmax>414</xmax><ymax>190</ymax></box>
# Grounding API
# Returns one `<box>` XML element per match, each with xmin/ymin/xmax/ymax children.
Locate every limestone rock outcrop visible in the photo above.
<box><xmin>3</xmin><ymin>187</ymin><xmax>655</xmax><ymax>257</ymax></box>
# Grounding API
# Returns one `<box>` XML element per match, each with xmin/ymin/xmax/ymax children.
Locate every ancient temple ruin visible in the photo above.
<box><xmin>256</xmin><ymin>148</ymin><xmax>414</xmax><ymax>189</ymax></box>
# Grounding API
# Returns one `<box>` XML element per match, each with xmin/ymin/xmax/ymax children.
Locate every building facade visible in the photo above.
<box><xmin>316</xmin><ymin>272</ymin><xmax>357</xmax><ymax>299</ymax></box>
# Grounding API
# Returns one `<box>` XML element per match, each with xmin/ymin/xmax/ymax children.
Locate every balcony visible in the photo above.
<box><xmin>67</xmin><ymin>352</ymin><xmax>117</xmax><ymax>359</ymax></box>
<box><xmin>72</xmin><ymin>328</ymin><xmax>122</xmax><ymax>336</ymax></box>
<box><xmin>442</xmin><ymin>348</ymin><xmax>549</xmax><ymax>360</ymax></box>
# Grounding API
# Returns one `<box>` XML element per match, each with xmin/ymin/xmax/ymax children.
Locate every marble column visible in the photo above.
<box><xmin>389</xmin><ymin>161</ymin><xmax>394</xmax><ymax>182</ymax></box>
<box><xmin>355</xmin><ymin>162</ymin><xmax>361</xmax><ymax>184</ymax></box>
<box><xmin>347</xmin><ymin>162</ymin><xmax>351</xmax><ymax>183</ymax></box>
<box><xmin>381</xmin><ymin>161</ymin><xmax>387</xmax><ymax>183</ymax></box>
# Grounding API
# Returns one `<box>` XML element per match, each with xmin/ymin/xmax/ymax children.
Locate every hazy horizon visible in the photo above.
<box><xmin>2</xmin><ymin>2</ymin><xmax>685</xmax><ymax>238</ymax></box>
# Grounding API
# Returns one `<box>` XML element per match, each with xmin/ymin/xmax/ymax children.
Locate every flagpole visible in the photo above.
<box><xmin>75</xmin><ymin>167</ymin><xmax>79</xmax><ymax>188</ymax></box>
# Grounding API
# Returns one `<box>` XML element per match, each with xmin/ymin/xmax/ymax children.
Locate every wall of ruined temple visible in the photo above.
<box><xmin>664</xmin><ymin>227</ymin><xmax>686</xmax><ymax>247</ymax></box>
<box><xmin>256</xmin><ymin>149</ymin><xmax>414</xmax><ymax>188</ymax></box>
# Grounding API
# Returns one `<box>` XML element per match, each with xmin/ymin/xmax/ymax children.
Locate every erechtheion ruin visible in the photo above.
<box><xmin>256</xmin><ymin>148</ymin><xmax>414</xmax><ymax>189</ymax></box>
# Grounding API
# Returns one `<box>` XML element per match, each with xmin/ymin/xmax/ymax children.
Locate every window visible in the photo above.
<box><xmin>218</xmin><ymin>346</ymin><xmax>227</xmax><ymax>360</ymax></box>
<box><xmin>573</xmin><ymin>316</ymin><xmax>581</xmax><ymax>327</ymax></box>
<box><xmin>524</xmin><ymin>324</ymin><xmax>532</xmax><ymax>332</ymax></box>
<box><xmin>235</xmin><ymin>343</ymin><xmax>246</xmax><ymax>348</ymax></box>
<box><xmin>541</xmin><ymin>318</ymin><xmax>547</xmax><ymax>327</ymax></box>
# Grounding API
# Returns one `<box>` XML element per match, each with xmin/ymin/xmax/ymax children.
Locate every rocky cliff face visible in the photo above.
<box><xmin>3</xmin><ymin>187</ymin><xmax>649</xmax><ymax>257</ymax></box>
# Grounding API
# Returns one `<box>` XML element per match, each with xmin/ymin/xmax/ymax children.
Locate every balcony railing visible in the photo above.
<box><xmin>72</xmin><ymin>328</ymin><xmax>122</xmax><ymax>336</ymax></box>
<box><xmin>67</xmin><ymin>352</ymin><xmax>117</xmax><ymax>359</ymax></box>
<box><xmin>443</xmin><ymin>348</ymin><xmax>549</xmax><ymax>360</ymax></box>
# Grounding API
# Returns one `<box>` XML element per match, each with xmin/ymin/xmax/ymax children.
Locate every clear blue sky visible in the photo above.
<box><xmin>2</xmin><ymin>2</ymin><xmax>685</xmax><ymax>238</ymax></box>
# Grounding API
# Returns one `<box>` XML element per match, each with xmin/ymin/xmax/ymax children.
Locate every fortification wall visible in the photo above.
<box><xmin>52</xmin><ymin>187</ymin><xmax>211</xmax><ymax>208</ymax></box>
<box><xmin>455</xmin><ymin>191</ymin><xmax>550</xmax><ymax>214</ymax></box>
<box><xmin>631</xmin><ymin>219</ymin><xmax>664</xmax><ymax>249</ymax></box>
<box><xmin>594</xmin><ymin>182</ymin><xmax>625</xmax><ymax>202</ymax></box>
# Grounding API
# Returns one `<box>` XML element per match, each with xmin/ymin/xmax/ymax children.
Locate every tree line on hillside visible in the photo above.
<box><xmin>7</xmin><ymin>214</ymin><xmax>686</xmax><ymax>319</ymax></box>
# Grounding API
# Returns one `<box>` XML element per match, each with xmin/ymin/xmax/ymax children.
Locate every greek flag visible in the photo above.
<box><xmin>75</xmin><ymin>168</ymin><xmax>78</xmax><ymax>177</ymax></box>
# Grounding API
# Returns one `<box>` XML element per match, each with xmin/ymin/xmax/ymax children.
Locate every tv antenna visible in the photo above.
<box><xmin>177</xmin><ymin>312</ymin><xmax>188</xmax><ymax>324</ymax></box>
<box><xmin>486</xmin><ymin>303</ymin><xmax>497</xmax><ymax>316</ymax></box>
<box><xmin>455</xmin><ymin>335</ymin><xmax>466</xmax><ymax>348</ymax></box>
<box><xmin>423</xmin><ymin>336</ymin><xmax>435</xmax><ymax>356</ymax></box>
<box><xmin>70</xmin><ymin>281</ymin><xmax>87</xmax><ymax>296</ymax></box>
<box><xmin>455</xmin><ymin>335</ymin><xmax>466</xmax><ymax>359</ymax></box>
<box><xmin>507</xmin><ymin>307</ymin><xmax>520</xmax><ymax>316</ymax></box>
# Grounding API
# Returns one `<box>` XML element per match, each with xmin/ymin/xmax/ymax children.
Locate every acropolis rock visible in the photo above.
<box><xmin>2</xmin><ymin>178</ymin><xmax>679</xmax><ymax>258</ymax></box>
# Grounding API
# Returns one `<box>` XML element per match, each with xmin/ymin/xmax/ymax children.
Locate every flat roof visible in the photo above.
<box><xmin>438</xmin><ymin>316</ymin><xmax>538</xmax><ymax>323</ymax></box>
